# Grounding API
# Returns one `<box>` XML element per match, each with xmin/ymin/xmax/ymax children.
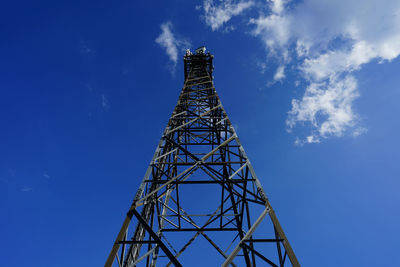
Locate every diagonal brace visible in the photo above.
<box><xmin>130</xmin><ymin>208</ymin><xmax>182</xmax><ymax>267</ymax></box>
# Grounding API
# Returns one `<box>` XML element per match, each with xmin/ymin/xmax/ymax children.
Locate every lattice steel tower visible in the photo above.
<box><xmin>105</xmin><ymin>47</ymin><xmax>299</xmax><ymax>267</ymax></box>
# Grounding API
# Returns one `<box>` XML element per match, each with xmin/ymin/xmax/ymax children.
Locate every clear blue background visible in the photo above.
<box><xmin>1</xmin><ymin>0</ymin><xmax>399</xmax><ymax>266</ymax></box>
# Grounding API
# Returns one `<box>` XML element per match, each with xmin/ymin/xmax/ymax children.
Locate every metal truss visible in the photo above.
<box><xmin>105</xmin><ymin>48</ymin><xmax>300</xmax><ymax>267</ymax></box>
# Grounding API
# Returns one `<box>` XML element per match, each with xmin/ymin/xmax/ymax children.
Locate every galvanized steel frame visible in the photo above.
<box><xmin>105</xmin><ymin>50</ymin><xmax>300</xmax><ymax>267</ymax></box>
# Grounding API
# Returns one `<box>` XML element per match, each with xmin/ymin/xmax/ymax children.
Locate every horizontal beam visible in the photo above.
<box><xmin>181</xmin><ymin>86</ymin><xmax>214</xmax><ymax>96</ymax></box>
<box><xmin>184</xmin><ymin>80</ymin><xmax>212</xmax><ymax>87</ymax></box>
<box><xmin>161</xmin><ymin>228</ymin><xmax>238</xmax><ymax>232</ymax></box>
<box><xmin>151</xmin><ymin>161</ymin><xmax>246</xmax><ymax>165</ymax></box>
<box><xmin>117</xmin><ymin>240</ymin><xmax>156</xmax><ymax>244</ymax></box>
<box><xmin>145</xmin><ymin>179</ymin><xmax>255</xmax><ymax>184</ymax></box>
<box><xmin>185</xmin><ymin>75</ymin><xmax>210</xmax><ymax>82</ymax></box>
<box><xmin>243</xmin><ymin>239</ymin><xmax>284</xmax><ymax>243</ymax></box>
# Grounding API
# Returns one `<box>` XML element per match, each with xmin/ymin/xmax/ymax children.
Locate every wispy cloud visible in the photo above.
<box><xmin>199</xmin><ymin>0</ymin><xmax>254</xmax><ymax>31</ymax></box>
<box><xmin>249</xmin><ymin>0</ymin><xmax>291</xmax><ymax>60</ymax></box>
<box><xmin>21</xmin><ymin>187</ymin><xmax>33</xmax><ymax>192</ymax></box>
<box><xmin>101</xmin><ymin>94</ymin><xmax>109</xmax><ymax>109</ymax></box>
<box><xmin>79</xmin><ymin>40</ymin><xmax>95</xmax><ymax>55</ymax></box>
<box><xmin>155</xmin><ymin>22</ymin><xmax>190</xmax><ymax>71</ymax></box>
<box><xmin>273</xmin><ymin>65</ymin><xmax>285</xmax><ymax>82</ymax></box>
<box><xmin>287</xmin><ymin>75</ymin><xmax>363</xmax><ymax>145</ymax></box>
<box><xmin>248</xmin><ymin>0</ymin><xmax>400</xmax><ymax>144</ymax></box>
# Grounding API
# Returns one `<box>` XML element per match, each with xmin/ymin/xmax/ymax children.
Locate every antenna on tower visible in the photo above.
<box><xmin>195</xmin><ymin>46</ymin><xmax>206</xmax><ymax>54</ymax></box>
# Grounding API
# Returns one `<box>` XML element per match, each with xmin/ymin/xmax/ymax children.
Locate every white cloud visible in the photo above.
<box><xmin>156</xmin><ymin>22</ymin><xmax>179</xmax><ymax>64</ymax></box>
<box><xmin>301</xmin><ymin>41</ymin><xmax>380</xmax><ymax>81</ymax></box>
<box><xmin>79</xmin><ymin>40</ymin><xmax>95</xmax><ymax>55</ymax></box>
<box><xmin>21</xmin><ymin>187</ymin><xmax>33</xmax><ymax>192</ymax></box>
<box><xmin>249</xmin><ymin>0</ymin><xmax>400</xmax><ymax>143</ymax></box>
<box><xmin>257</xmin><ymin>61</ymin><xmax>267</xmax><ymax>74</ymax></box>
<box><xmin>249</xmin><ymin>0</ymin><xmax>291</xmax><ymax>59</ymax></box>
<box><xmin>270</xmin><ymin>0</ymin><xmax>287</xmax><ymax>15</ymax></box>
<box><xmin>273</xmin><ymin>65</ymin><xmax>285</xmax><ymax>81</ymax></box>
<box><xmin>200</xmin><ymin>0</ymin><xmax>254</xmax><ymax>31</ymax></box>
<box><xmin>287</xmin><ymin>75</ymin><xmax>362</xmax><ymax>144</ymax></box>
<box><xmin>249</xmin><ymin>13</ymin><xmax>291</xmax><ymax>59</ymax></box>
<box><xmin>101</xmin><ymin>94</ymin><xmax>109</xmax><ymax>109</ymax></box>
<box><xmin>155</xmin><ymin>22</ymin><xmax>190</xmax><ymax>70</ymax></box>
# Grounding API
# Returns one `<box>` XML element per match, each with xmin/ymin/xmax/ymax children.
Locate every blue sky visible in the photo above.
<box><xmin>1</xmin><ymin>0</ymin><xmax>400</xmax><ymax>266</ymax></box>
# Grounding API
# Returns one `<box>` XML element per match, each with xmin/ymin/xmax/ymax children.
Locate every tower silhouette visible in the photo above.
<box><xmin>105</xmin><ymin>47</ymin><xmax>299</xmax><ymax>267</ymax></box>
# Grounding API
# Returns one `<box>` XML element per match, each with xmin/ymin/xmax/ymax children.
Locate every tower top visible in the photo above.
<box><xmin>183</xmin><ymin>46</ymin><xmax>214</xmax><ymax>80</ymax></box>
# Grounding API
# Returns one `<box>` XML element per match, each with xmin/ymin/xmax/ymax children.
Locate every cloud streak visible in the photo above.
<box><xmin>273</xmin><ymin>65</ymin><xmax>285</xmax><ymax>82</ymax></box>
<box><xmin>155</xmin><ymin>22</ymin><xmax>190</xmax><ymax>71</ymax></box>
<box><xmin>21</xmin><ymin>187</ymin><xmax>33</xmax><ymax>192</ymax></box>
<box><xmin>101</xmin><ymin>94</ymin><xmax>109</xmax><ymax>109</ymax></box>
<box><xmin>199</xmin><ymin>0</ymin><xmax>254</xmax><ymax>31</ymax></box>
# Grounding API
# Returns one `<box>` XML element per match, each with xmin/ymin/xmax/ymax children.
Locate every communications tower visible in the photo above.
<box><xmin>105</xmin><ymin>47</ymin><xmax>300</xmax><ymax>267</ymax></box>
